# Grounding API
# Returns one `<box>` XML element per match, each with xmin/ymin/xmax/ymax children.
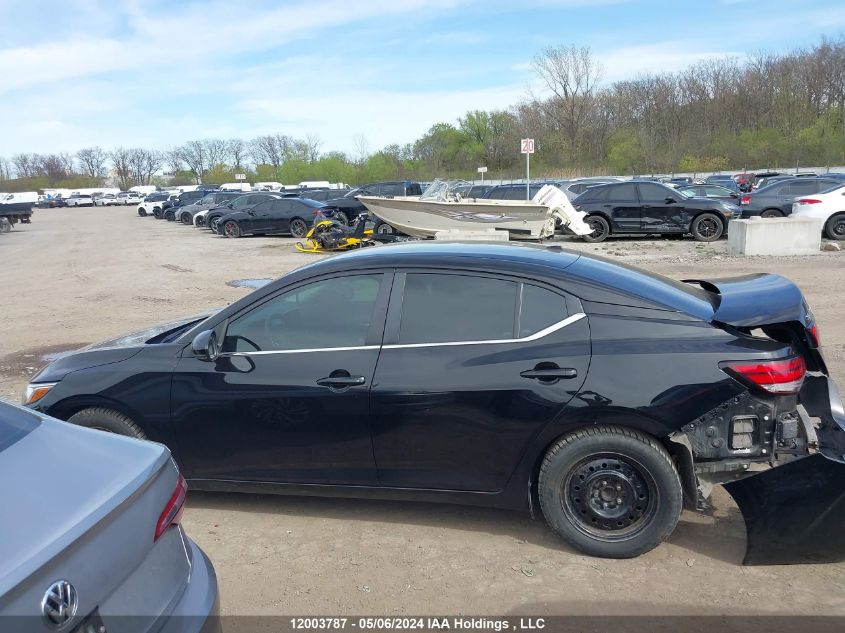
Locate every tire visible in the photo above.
<box><xmin>165</xmin><ymin>210</ymin><xmax>175</xmax><ymax>221</ymax></box>
<box><xmin>0</xmin><ymin>218</ymin><xmax>11</xmax><ymax>234</ymax></box>
<box><xmin>690</xmin><ymin>212</ymin><xmax>724</xmax><ymax>242</ymax></box>
<box><xmin>582</xmin><ymin>215</ymin><xmax>610</xmax><ymax>243</ymax></box>
<box><xmin>223</xmin><ymin>220</ymin><xmax>241</xmax><ymax>238</ymax></box>
<box><xmin>153</xmin><ymin>208</ymin><xmax>162</xmax><ymax>219</ymax></box>
<box><xmin>138</xmin><ymin>208</ymin><xmax>147</xmax><ymax>217</ymax></box>
<box><xmin>374</xmin><ymin>221</ymin><xmax>395</xmax><ymax>235</ymax></box>
<box><xmin>181</xmin><ymin>213</ymin><xmax>193</xmax><ymax>225</ymax></box>
<box><xmin>68</xmin><ymin>407</ymin><xmax>146</xmax><ymax>439</ymax></box>
<box><xmin>289</xmin><ymin>218</ymin><xmax>308</xmax><ymax>238</ymax></box>
<box><xmin>761</xmin><ymin>209</ymin><xmax>784</xmax><ymax>218</ymax></box>
<box><xmin>538</xmin><ymin>425</ymin><xmax>682</xmax><ymax>559</ymax></box>
<box><xmin>824</xmin><ymin>213</ymin><xmax>845</xmax><ymax>240</ymax></box>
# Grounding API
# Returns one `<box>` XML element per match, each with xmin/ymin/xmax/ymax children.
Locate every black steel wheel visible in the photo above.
<box><xmin>223</xmin><ymin>220</ymin><xmax>241</xmax><ymax>238</ymax></box>
<box><xmin>289</xmin><ymin>218</ymin><xmax>308</xmax><ymax>238</ymax></box>
<box><xmin>539</xmin><ymin>426</ymin><xmax>682</xmax><ymax>558</ymax></box>
<box><xmin>582</xmin><ymin>215</ymin><xmax>610</xmax><ymax>243</ymax></box>
<box><xmin>375</xmin><ymin>221</ymin><xmax>395</xmax><ymax>235</ymax></box>
<box><xmin>690</xmin><ymin>212</ymin><xmax>724</xmax><ymax>241</ymax></box>
<box><xmin>825</xmin><ymin>213</ymin><xmax>845</xmax><ymax>240</ymax></box>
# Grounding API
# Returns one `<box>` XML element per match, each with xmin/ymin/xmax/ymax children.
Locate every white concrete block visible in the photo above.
<box><xmin>727</xmin><ymin>217</ymin><xmax>823</xmax><ymax>256</ymax></box>
<box><xmin>433</xmin><ymin>229</ymin><xmax>510</xmax><ymax>242</ymax></box>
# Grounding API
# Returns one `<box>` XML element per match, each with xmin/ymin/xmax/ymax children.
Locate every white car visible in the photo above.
<box><xmin>136</xmin><ymin>193</ymin><xmax>177</xmax><ymax>217</ymax></box>
<box><xmin>65</xmin><ymin>193</ymin><xmax>95</xmax><ymax>207</ymax></box>
<box><xmin>124</xmin><ymin>192</ymin><xmax>145</xmax><ymax>205</ymax></box>
<box><xmin>791</xmin><ymin>182</ymin><xmax>845</xmax><ymax>240</ymax></box>
<box><xmin>94</xmin><ymin>193</ymin><xmax>121</xmax><ymax>206</ymax></box>
<box><xmin>193</xmin><ymin>207</ymin><xmax>212</xmax><ymax>227</ymax></box>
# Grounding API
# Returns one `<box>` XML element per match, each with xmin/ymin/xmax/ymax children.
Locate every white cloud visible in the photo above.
<box><xmin>597</xmin><ymin>41</ymin><xmax>743</xmax><ymax>82</ymax></box>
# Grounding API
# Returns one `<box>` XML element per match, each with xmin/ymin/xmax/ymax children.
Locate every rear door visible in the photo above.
<box><xmin>606</xmin><ymin>183</ymin><xmax>641</xmax><ymax>232</ymax></box>
<box><xmin>370</xmin><ymin>271</ymin><xmax>590</xmax><ymax>491</ymax></box>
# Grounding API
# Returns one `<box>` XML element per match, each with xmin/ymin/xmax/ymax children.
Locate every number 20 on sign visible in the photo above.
<box><xmin>521</xmin><ymin>138</ymin><xmax>535</xmax><ymax>154</ymax></box>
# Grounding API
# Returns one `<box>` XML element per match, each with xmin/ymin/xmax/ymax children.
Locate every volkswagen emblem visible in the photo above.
<box><xmin>41</xmin><ymin>580</ymin><xmax>78</xmax><ymax>628</ymax></box>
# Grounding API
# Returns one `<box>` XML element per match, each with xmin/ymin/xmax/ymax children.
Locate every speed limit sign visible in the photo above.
<box><xmin>520</xmin><ymin>138</ymin><xmax>535</xmax><ymax>154</ymax></box>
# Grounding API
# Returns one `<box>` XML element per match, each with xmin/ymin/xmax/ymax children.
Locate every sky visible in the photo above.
<box><xmin>1</xmin><ymin>0</ymin><xmax>844</xmax><ymax>157</ymax></box>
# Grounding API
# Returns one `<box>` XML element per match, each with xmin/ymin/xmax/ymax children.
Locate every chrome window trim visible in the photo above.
<box><xmin>220</xmin><ymin>313</ymin><xmax>586</xmax><ymax>356</ymax></box>
<box><xmin>383</xmin><ymin>312</ymin><xmax>586</xmax><ymax>350</ymax></box>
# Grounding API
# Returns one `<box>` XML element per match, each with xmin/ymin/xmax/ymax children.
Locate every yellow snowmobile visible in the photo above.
<box><xmin>295</xmin><ymin>212</ymin><xmax>376</xmax><ymax>253</ymax></box>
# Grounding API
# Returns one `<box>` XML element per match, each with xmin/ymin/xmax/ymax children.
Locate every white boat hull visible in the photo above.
<box><xmin>358</xmin><ymin>196</ymin><xmax>551</xmax><ymax>240</ymax></box>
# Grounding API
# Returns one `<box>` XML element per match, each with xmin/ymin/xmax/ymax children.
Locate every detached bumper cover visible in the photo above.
<box><xmin>725</xmin><ymin>375</ymin><xmax>845</xmax><ymax>565</ymax></box>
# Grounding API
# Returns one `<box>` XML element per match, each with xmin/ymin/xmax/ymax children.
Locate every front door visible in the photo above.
<box><xmin>637</xmin><ymin>182</ymin><xmax>685</xmax><ymax>233</ymax></box>
<box><xmin>370</xmin><ymin>271</ymin><xmax>590</xmax><ymax>492</ymax></box>
<box><xmin>170</xmin><ymin>272</ymin><xmax>390</xmax><ymax>485</ymax></box>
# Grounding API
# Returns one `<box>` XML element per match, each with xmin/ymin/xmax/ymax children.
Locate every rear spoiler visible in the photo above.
<box><xmin>683</xmin><ymin>274</ymin><xmax>810</xmax><ymax>328</ymax></box>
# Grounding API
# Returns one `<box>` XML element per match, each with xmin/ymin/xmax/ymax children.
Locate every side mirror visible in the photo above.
<box><xmin>191</xmin><ymin>330</ymin><xmax>219</xmax><ymax>362</ymax></box>
<box><xmin>664</xmin><ymin>197</ymin><xmax>676</xmax><ymax>204</ymax></box>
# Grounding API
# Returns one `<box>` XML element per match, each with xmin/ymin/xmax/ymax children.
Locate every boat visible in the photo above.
<box><xmin>357</xmin><ymin>179</ymin><xmax>591</xmax><ymax>240</ymax></box>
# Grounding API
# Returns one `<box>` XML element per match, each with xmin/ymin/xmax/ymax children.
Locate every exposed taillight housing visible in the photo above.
<box><xmin>796</xmin><ymin>198</ymin><xmax>821</xmax><ymax>205</ymax></box>
<box><xmin>155</xmin><ymin>474</ymin><xmax>187</xmax><ymax>542</ymax></box>
<box><xmin>740</xmin><ymin>195</ymin><xmax>751</xmax><ymax>205</ymax></box>
<box><xmin>720</xmin><ymin>356</ymin><xmax>806</xmax><ymax>395</ymax></box>
<box><xmin>808</xmin><ymin>323</ymin><xmax>821</xmax><ymax>347</ymax></box>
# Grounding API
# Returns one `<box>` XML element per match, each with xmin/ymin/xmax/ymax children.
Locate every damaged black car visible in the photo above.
<box><xmin>22</xmin><ymin>243</ymin><xmax>845</xmax><ymax>564</ymax></box>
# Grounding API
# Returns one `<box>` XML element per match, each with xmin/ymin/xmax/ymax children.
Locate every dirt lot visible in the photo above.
<box><xmin>2</xmin><ymin>207</ymin><xmax>845</xmax><ymax>616</ymax></box>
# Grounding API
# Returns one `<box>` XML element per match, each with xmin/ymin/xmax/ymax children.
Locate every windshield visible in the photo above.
<box><xmin>678</xmin><ymin>188</ymin><xmax>695</xmax><ymax>198</ymax></box>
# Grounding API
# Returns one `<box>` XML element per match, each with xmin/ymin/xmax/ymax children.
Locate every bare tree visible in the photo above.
<box><xmin>76</xmin><ymin>146</ymin><xmax>108</xmax><ymax>179</ymax></box>
<box><xmin>226</xmin><ymin>138</ymin><xmax>248</xmax><ymax>171</ymax></box>
<box><xmin>250</xmin><ymin>135</ymin><xmax>283</xmax><ymax>167</ymax></box>
<box><xmin>0</xmin><ymin>157</ymin><xmax>12</xmax><ymax>180</ymax></box>
<box><xmin>532</xmin><ymin>44</ymin><xmax>604</xmax><ymax>155</ymax></box>
<box><xmin>179</xmin><ymin>141</ymin><xmax>208</xmax><ymax>183</ymax></box>
<box><xmin>110</xmin><ymin>147</ymin><xmax>134</xmax><ymax>190</ymax></box>
<box><xmin>128</xmin><ymin>148</ymin><xmax>162</xmax><ymax>185</ymax></box>
<box><xmin>203</xmin><ymin>138</ymin><xmax>227</xmax><ymax>168</ymax></box>
<box><xmin>305</xmin><ymin>134</ymin><xmax>322</xmax><ymax>162</ymax></box>
<box><xmin>352</xmin><ymin>134</ymin><xmax>370</xmax><ymax>165</ymax></box>
<box><xmin>12</xmin><ymin>153</ymin><xmax>40</xmax><ymax>178</ymax></box>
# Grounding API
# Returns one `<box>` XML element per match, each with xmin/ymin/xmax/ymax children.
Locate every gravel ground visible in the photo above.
<box><xmin>2</xmin><ymin>206</ymin><xmax>844</xmax><ymax>616</ymax></box>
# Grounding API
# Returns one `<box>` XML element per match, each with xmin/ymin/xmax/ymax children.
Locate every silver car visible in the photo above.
<box><xmin>0</xmin><ymin>399</ymin><xmax>219</xmax><ymax>633</ymax></box>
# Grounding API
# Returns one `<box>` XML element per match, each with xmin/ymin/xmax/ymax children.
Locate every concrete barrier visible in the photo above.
<box><xmin>727</xmin><ymin>217</ymin><xmax>823</xmax><ymax>256</ymax></box>
<box><xmin>434</xmin><ymin>229</ymin><xmax>510</xmax><ymax>241</ymax></box>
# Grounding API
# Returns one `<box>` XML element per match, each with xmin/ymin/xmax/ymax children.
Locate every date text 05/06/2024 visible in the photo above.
<box><xmin>289</xmin><ymin>617</ymin><xmax>547</xmax><ymax>631</ymax></box>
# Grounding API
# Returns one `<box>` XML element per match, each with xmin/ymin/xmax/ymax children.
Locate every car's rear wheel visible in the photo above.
<box><xmin>68</xmin><ymin>407</ymin><xmax>146</xmax><ymax>439</ymax></box>
<box><xmin>289</xmin><ymin>218</ymin><xmax>308</xmax><ymax>238</ymax></box>
<box><xmin>223</xmin><ymin>220</ymin><xmax>241</xmax><ymax>238</ymax></box>
<box><xmin>824</xmin><ymin>213</ymin><xmax>845</xmax><ymax>240</ymax></box>
<box><xmin>690</xmin><ymin>212</ymin><xmax>724</xmax><ymax>241</ymax></box>
<box><xmin>761</xmin><ymin>209</ymin><xmax>784</xmax><ymax>218</ymax></box>
<box><xmin>582</xmin><ymin>215</ymin><xmax>610</xmax><ymax>243</ymax></box>
<box><xmin>153</xmin><ymin>208</ymin><xmax>162</xmax><ymax>218</ymax></box>
<box><xmin>538</xmin><ymin>425</ymin><xmax>682</xmax><ymax>558</ymax></box>
<box><xmin>181</xmin><ymin>213</ymin><xmax>192</xmax><ymax>225</ymax></box>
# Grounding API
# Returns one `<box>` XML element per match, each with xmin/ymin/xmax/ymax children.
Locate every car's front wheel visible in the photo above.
<box><xmin>223</xmin><ymin>220</ymin><xmax>241</xmax><ymax>238</ymax></box>
<box><xmin>289</xmin><ymin>218</ymin><xmax>308</xmax><ymax>238</ymax></box>
<box><xmin>690</xmin><ymin>212</ymin><xmax>724</xmax><ymax>241</ymax></box>
<box><xmin>138</xmin><ymin>208</ymin><xmax>147</xmax><ymax>217</ymax></box>
<box><xmin>582</xmin><ymin>215</ymin><xmax>610</xmax><ymax>243</ymax></box>
<box><xmin>68</xmin><ymin>407</ymin><xmax>146</xmax><ymax>439</ymax></box>
<box><xmin>538</xmin><ymin>425</ymin><xmax>682</xmax><ymax>558</ymax></box>
<box><xmin>824</xmin><ymin>213</ymin><xmax>845</xmax><ymax>240</ymax></box>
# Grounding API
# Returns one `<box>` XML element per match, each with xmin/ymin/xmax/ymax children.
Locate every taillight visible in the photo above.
<box><xmin>808</xmin><ymin>323</ymin><xmax>821</xmax><ymax>347</ymax></box>
<box><xmin>155</xmin><ymin>474</ymin><xmax>187</xmax><ymax>542</ymax></box>
<box><xmin>720</xmin><ymin>356</ymin><xmax>806</xmax><ymax>395</ymax></box>
<box><xmin>796</xmin><ymin>198</ymin><xmax>821</xmax><ymax>205</ymax></box>
<box><xmin>740</xmin><ymin>196</ymin><xmax>751</xmax><ymax>205</ymax></box>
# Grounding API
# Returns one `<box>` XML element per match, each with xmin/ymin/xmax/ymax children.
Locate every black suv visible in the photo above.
<box><xmin>159</xmin><ymin>190</ymin><xmax>207</xmax><ymax>219</ymax></box>
<box><xmin>481</xmin><ymin>182</ymin><xmax>559</xmax><ymax>200</ymax></box>
<box><xmin>324</xmin><ymin>181</ymin><xmax>423</xmax><ymax>224</ymax></box>
<box><xmin>572</xmin><ymin>181</ymin><xmax>737</xmax><ymax>242</ymax></box>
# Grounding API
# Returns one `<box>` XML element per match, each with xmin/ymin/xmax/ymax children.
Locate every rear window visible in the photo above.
<box><xmin>519</xmin><ymin>284</ymin><xmax>568</xmax><ymax>337</ymax></box>
<box><xmin>0</xmin><ymin>401</ymin><xmax>40</xmax><ymax>452</ymax></box>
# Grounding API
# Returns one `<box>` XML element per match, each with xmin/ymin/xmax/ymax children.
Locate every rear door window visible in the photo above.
<box><xmin>518</xmin><ymin>284</ymin><xmax>568</xmax><ymax>337</ymax></box>
<box><xmin>637</xmin><ymin>183</ymin><xmax>670</xmax><ymax>202</ymax></box>
<box><xmin>399</xmin><ymin>274</ymin><xmax>518</xmax><ymax>344</ymax></box>
<box><xmin>608</xmin><ymin>184</ymin><xmax>637</xmax><ymax>201</ymax></box>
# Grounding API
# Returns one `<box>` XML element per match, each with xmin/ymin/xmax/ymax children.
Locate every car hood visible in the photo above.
<box><xmin>30</xmin><ymin>311</ymin><xmax>216</xmax><ymax>382</ymax></box>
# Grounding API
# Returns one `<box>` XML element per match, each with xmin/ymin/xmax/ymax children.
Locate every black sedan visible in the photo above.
<box><xmin>217</xmin><ymin>198</ymin><xmax>324</xmax><ymax>238</ymax></box>
<box><xmin>572</xmin><ymin>181</ymin><xmax>736</xmax><ymax>242</ymax></box>
<box><xmin>203</xmin><ymin>193</ymin><xmax>284</xmax><ymax>231</ymax></box>
<box><xmin>23</xmin><ymin>243</ymin><xmax>845</xmax><ymax>564</ymax></box>
<box><xmin>739</xmin><ymin>177</ymin><xmax>842</xmax><ymax>217</ymax></box>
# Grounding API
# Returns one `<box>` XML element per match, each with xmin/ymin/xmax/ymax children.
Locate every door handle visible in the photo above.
<box><xmin>316</xmin><ymin>370</ymin><xmax>366</xmax><ymax>388</ymax></box>
<box><xmin>520</xmin><ymin>367</ymin><xmax>578</xmax><ymax>380</ymax></box>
